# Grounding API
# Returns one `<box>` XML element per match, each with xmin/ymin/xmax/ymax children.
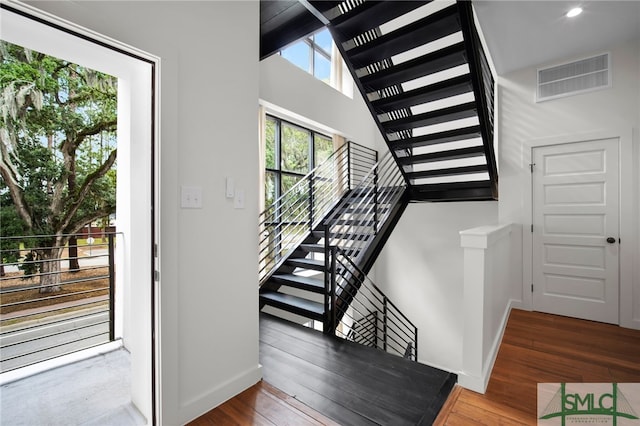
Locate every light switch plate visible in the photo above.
<box><xmin>181</xmin><ymin>186</ymin><xmax>202</xmax><ymax>209</ymax></box>
<box><xmin>225</xmin><ymin>177</ymin><xmax>235</xmax><ymax>198</ymax></box>
<box><xmin>234</xmin><ymin>189</ymin><xmax>245</xmax><ymax>209</ymax></box>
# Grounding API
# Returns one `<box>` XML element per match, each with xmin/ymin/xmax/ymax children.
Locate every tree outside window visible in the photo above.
<box><xmin>264</xmin><ymin>115</ymin><xmax>333</xmax><ymax>211</ymax></box>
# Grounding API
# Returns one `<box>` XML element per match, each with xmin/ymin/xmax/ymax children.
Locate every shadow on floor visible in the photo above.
<box><xmin>0</xmin><ymin>348</ymin><xmax>145</xmax><ymax>426</ymax></box>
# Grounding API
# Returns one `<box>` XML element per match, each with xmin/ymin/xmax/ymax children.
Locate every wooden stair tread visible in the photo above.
<box><xmin>408</xmin><ymin>164</ymin><xmax>488</xmax><ymax>180</ymax></box>
<box><xmin>286</xmin><ymin>258</ymin><xmax>325</xmax><ymax>271</ymax></box>
<box><xmin>397</xmin><ymin>146</ymin><xmax>485</xmax><ymax>166</ymax></box>
<box><xmin>347</xmin><ymin>5</ymin><xmax>461</xmax><ymax>69</ymax></box>
<box><xmin>372</xmin><ymin>75</ymin><xmax>473</xmax><ymax>115</ymax></box>
<box><xmin>271</xmin><ymin>274</ymin><xmax>325</xmax><ymax>293</ymax></box>
<box><xmin>260</xmin><ymin>291</ymin><xmax>325</xmax><ymax>321</ymax></box>
<box><xmin>360</xmin><ymin>42</ymin><xmax>467</xmax><ymax>93</ymax></box>
<box><xmin>389</xmin><ymin>125</ymin><xmax>481</xmax><ymax>150</ymax></box>
<box><xmin>382</xmin><ymin>102</ymin><xmax>477</xmax><ymax>133</ymax></box>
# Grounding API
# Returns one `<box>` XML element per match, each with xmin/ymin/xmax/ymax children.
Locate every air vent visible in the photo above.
<box><xmin>537</xmin><ymin>53</ymin><xmax>610</xmax><ymax>102</ymax></box>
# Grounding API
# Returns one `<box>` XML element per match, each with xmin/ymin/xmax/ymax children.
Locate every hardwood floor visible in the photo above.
<box><xmin>189</xmin><ymin>380</ymin><xmax>340</xmax><ymax>426</ymax></box>
<box><xmin>434</xmin><ymin>309</ymin><xmax>640</xmax><ymax>425</ymax></box>
<box><xmin>259</xmin><ymin>313</ymin><xmax>455</xmax><ymax>425</ymax></box>
<box><xmin>191</xmin><ymin>309</ymin><xmax>640</xmax><ymax>425</ymax></box>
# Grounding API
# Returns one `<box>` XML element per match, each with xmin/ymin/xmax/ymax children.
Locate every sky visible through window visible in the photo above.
<box><xmin>281</xmin><ymin>29</ymin><xmax>332</xmax><ymax>84</ymax></box>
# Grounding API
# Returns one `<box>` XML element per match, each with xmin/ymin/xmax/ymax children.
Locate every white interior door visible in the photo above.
<box><xmin>532</xmin><ymin>138</ymin><xmax>619</xmax><ymax>324</ymax></box>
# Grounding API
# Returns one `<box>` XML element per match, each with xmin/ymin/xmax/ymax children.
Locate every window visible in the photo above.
<box><xmin>264</xmin><ymin>115</ymin><xmax>333</xmax><ymax>209</ymax></box>
<box><xmin>281</xmin><ymin>29</ymin><xmax>333</xmax><ymax>84</ymax></box>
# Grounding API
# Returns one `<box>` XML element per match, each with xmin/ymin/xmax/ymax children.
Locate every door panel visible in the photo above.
<box><xmin>532</xmin><ymin>138</ymin><xmax>619</xmax><ymax>324</ymax></box>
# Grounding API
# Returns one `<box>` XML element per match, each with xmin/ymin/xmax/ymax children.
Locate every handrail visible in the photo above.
<box><xmin>0</xmin><ymin>231</ymin><xmax>118</xmax><ymax>372</ymax></box>
<box><xmin>258</xmin><ymin>141</ymin><xmax>377</xmax><ymax>284</ymax></box>
<box><xmin>328</xmin><ymin>246</ymin><xmax>418</xmax><ymax>361</ymax></box>
<box><xmin>322</xmin><ymin>150</ymin><xmax>406</xmax><ymax>263</ymax></box>
<box><xmin>319</xmin><ymin>149</ymin><xmax>415</xmax><ymax>359</ymax></box>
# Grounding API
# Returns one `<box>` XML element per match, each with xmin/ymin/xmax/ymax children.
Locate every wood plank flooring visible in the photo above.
<box><xmin>189</xmin><ymin>380</ymin><xmax>340</xmax><ymax>426</ymax></box>
<box><xmin>191</xmin><ymin>309</ymin><xmax>640</xmax><ymax>425</ymax></box>
<box><xmin>259</xmin><ymin>313</ymin><xmax>456</xmax><ymax>426</ymax></box>
<box><xmin>434</xmin><ymin>309</ymin><xmax>640</xmax><ymax>425</ymax></box>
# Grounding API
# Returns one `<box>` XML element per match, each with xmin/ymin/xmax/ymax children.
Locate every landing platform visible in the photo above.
<box><xmin>260</xmin><ymin>313</ymin><xmax>456</xmax><ymax>425</ymax></box>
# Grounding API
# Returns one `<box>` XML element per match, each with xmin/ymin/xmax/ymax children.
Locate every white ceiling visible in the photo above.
<box><xmin>473</xmin><ymin>1</ymin><xmax>640</xmax><ymax>75</ymax></box>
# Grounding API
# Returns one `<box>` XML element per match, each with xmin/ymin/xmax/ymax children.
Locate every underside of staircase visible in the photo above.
<box><xmin>259</xmin><ymin>0</ymin><xmax>497</xmax><ymax>348</ymax></box>
<box><xmin>261</xmin><ymin>0</ymin><xmax>497</xmax><ymax>202</ymax></box>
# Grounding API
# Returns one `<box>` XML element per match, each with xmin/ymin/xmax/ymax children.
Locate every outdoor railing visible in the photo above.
<box><xmin>258</xmin><ymin>141</ymin><xmax>377</xmax><ymax>284</ymax></box>
<box><xmin>0</xmin><ymin>232</ymin><xmax>118</xmax><ymax>373</ymax></box>
<box><xmin>327</xmin><ymin>247</ymin><xmax>418</xmax><ymax>361</ymax></box>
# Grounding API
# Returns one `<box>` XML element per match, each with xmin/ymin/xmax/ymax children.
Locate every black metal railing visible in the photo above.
<box><xmin>322</xmin><ymin>150</ymin><xmax>406</xmax><ymax>265</ymax></box>
<box><xmin>327</xmin><ymin>247</ymin><xmax>418</xmax><ymax>361</ymax></box>
<box><xmin>0</xmin><ymin>232</ymin><xmax>118</xmax><ymax>373</ymax></box>
<box><xmin>458</xmin><ymin>0</ymin><xmax>498</xmax><ymax>197</ymax></box>
<box><xmin>258</xmin><ymin>141</ymin><xmax>377</xmax><ymax>284</ymax></box>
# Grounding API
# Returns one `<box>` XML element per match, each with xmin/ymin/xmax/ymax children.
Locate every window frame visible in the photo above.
<box><xmin>264</xmin><ymin>114</ymin><xmax>333</xmax><ymax>209</ymax></box>
<box><xmin>280</xmin><ymin>28</ymin><xmax>333</xmax><ymax>82</ymax></box>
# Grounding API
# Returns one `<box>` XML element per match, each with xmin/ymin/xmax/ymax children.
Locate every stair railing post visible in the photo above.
<box><xmin>414</xmin><ymin>326</ymin><xmax>418</xmax><ymax>361</ymax></box>
<box><xmin>374</xmin><ymin>310</ymin><xmax>379</xmax><ymax>350</ymax></box>
<box><xmin>330</xmin><ymin>246</ymin><xmax>337</xmax><ymax>333</ymax></box>
<box><xmin>383</xmin><ymin>296</ymin><xmax>388</xmax><ymax>352</ymax></box>
<box><xmin>347</xmin><ymin>141</ymin><xmax>352</xmax><ymax>190</ymax></box>
<box><xmin>309</xmin><ymin>171</ymin><xmax>314</xmax><ymax>231</ymax></box>
<box><xmin>373</xmin><ymin>151</ymin><xmax>379</xmax><ymax>234</ymax></box>
<box><xmin>108</xmin><ymin>232</ymin><xmax>115</xmax><ymax>342</ymax></box>
<box><xmin>323</xmin><ymin>224</ymin><xmax>331</xmax><ymax>334</ymax></box>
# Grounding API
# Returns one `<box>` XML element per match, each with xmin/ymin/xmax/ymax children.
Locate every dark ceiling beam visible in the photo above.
<box><xmin>260</xmin><ymin>0</ymin><xmax>326</xmax><ymax>60</ymax></box>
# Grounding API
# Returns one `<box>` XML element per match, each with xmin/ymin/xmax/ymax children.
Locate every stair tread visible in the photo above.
<box><xmin>286</xmin><ymin>258</ymin><xmax>325</xmax><ymax>271</ymax></box>
<box><xmin>347</xmin><ymin>5</ymin><xmax>461</xmax><ymax>69</ymax></box>
<box><xmin>408</xmin><ymin>164</ymin><xmax>488</xmax><ymax>180</ymax></box>
<box><xmin>390</xmin><ymin>125</ymin><xmax>481</xmax><ymax>150</ymax></box>
<box><xmin>372</xmin><ymin>75</ymin><xmax>473</xmax><ymax>114</ymax></box>
<box><xmin>271</xmin><ymin>274</ymin><xmax>325</xmax><ymax>293</ymax></box>
<box><xmin>299</xmin><ymin>243</ymin><xmax>324</xmax><ymax>252</ymax></box>
<box><xmin>413</xmin><ymin>180</ymin><xmax>492</xmax><ymax>191</ymax></box>
<box><xmin>330</xmin><ymin>1</ymin><xmax>428</xmax><ymax>42</ymax></box>
<box><xmin>397</xmin><ymin>146</ymin><xmax>485</xmax><ymax>166</ymax></box>
<box><xmin>411</xmin><ymin>181</ymin><xmax>494</xmax><ymax>201</ymax></box>
<box><xmin>260</xmin><ymin>291</ymin><xmax>325</xmax><ymax>320</ymax></box>
<box><xmin>382</xmin><ymin>102</ymin><xmax>477</xmax><ymax>133</ymax></box>
<box><xmin>360</xmin><ymin>42</ymin><xmax>467</xmax><ymax>93</ymax></box>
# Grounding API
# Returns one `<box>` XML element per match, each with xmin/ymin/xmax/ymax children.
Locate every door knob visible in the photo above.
<box><xmin>606</xmin><ymin>237</ymin><xmax>616</xmax><ymax>244</ymax></box>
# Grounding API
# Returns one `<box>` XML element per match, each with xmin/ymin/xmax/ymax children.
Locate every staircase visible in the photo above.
<box><xmin>259</xmin><ymin>142</ymin><xmax>417</xmax><ymax>359</ymax></box>
<box><xmin>258</xmin><ymin>0</ymin><xmax>498</xmax><ymax>360</ymax></box>
<box><xmin>310</xmin><ymin>0</ymin><xmax>497</xmax><ymax>201</ymax></box>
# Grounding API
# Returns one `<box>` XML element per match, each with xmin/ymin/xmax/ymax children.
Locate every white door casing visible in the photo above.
<box><xmin>532</xmin><ymin>138</ymin><xmax>619</xmax><ymax>324</ymax></box>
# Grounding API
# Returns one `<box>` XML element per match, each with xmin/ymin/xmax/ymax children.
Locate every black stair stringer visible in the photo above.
<box><xmin>355</xmin><ymin>188</ymin><xmax>409</xmax><ymax>276</ymax></box>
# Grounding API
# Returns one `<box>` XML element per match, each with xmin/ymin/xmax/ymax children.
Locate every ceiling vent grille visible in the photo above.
<box><xmin>537</xmin><ymin>53</ymin><xmax>610</xmax><ymax>102</ymax></box>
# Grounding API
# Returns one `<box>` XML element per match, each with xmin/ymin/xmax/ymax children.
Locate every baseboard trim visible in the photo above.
<box><xmin>179</xmin><ymin>364</ymin><xmax>263</xmax><ymax>424</ymax></box>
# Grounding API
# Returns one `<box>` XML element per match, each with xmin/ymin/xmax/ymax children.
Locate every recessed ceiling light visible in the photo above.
<box><xmin>566</xmin><ymin>7</ymin><xmax>583</xmax><ymax>18</ymax></box>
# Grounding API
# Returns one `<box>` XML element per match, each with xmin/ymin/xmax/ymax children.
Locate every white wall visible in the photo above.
<box><xmin>373</xmin><ymin>201</ymin><xmax>498</xmax><ymax>373</ymax></box>
<box><xmin>260</xmin><ymin>55</ymin><xmax>386</xmax><ymax>153</ymax></box>
<box><xmin>26</xmin><ymin>1</ymin><xmax>262</xmax><ymax>424</ymax></box>
<box><xmin>498</xmin><ymin>39</ymin><xmax>640</xmax><ymax>327</ymax></box>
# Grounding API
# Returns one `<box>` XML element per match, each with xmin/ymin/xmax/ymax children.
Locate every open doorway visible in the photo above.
<box><xmin>0</xmin><ymin>3</ymin><xmax>158</xmax><ymax>424</ymax></box>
